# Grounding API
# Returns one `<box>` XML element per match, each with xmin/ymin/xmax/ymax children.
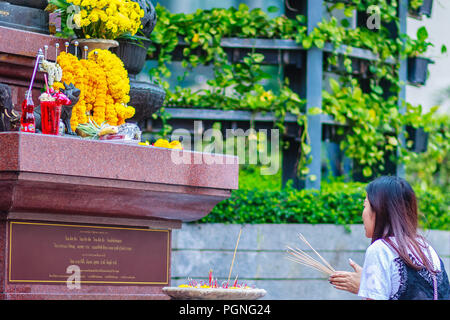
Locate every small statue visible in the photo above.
<box><xmin>60</xmin><ymin>82</ymin><xmax>80</xmax><ymax>135</ymax></box>
<box><xmin>0</xmin><ymin>83</ymin><xmax>20</xmax><ymax>132</ymax></box>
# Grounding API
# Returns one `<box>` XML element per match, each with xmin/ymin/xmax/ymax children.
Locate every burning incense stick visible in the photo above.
<box><xmin>286</xmin><ymin>233</ymin><xmax>335</xmax><ymax>276</ymax></box>
<box><xmin>227</xmin><ymin>227</ymin><xmax>243</xmax><ymax>286</ymax></box>
<box><xmin>232</xmin><ymin>273</ymin><xmax>241</xmax><ymax>288</ymax></box>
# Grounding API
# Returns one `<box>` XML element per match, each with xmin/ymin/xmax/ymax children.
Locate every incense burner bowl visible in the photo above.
<box><xmin>162</xmin><ymin>287</ymin><xmax>267</xmax><ymax>300</ymax></box>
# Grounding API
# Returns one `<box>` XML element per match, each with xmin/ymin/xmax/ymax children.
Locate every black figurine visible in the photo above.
<box><xmin>60</xmin><ymin>82</ymin><xmax>80</xmax><ymax>135</ymax></box>
<box><xmin>0</xmin><ymin>83</ymin><xmax>20</xmax><ymax>132</ymax></box>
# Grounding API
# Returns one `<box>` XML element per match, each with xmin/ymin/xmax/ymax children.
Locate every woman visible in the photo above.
<box><xmin>329</xmin><ymin>176</ymin><xmax>449</xmax><ymax>300</ymax></box>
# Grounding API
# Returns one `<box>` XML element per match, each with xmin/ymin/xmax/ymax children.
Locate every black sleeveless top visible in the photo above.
<box><xmin>390</xmin><ymin>257</ymin><xmax>450</xmax><ymax>300</ymax></box>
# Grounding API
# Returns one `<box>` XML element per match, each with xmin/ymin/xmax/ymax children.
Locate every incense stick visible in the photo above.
<box><xmin>227</xmin><ymin>227</ymin><xmax>242</xmax><ymax>286</ymax></box>
<box><xmin>285</xmin><ymin>233</ymin><xmax>335</xmax><ymax>276</ymax></box>
<box><xmin>286</xmin><ymin>246</ymin><xmax>333</xmax><ymax>275</ymax></box>
<box><xmin>298</xmin><ymin>233</ymin><xmax>335</xmax><ymax>273</ymax></box>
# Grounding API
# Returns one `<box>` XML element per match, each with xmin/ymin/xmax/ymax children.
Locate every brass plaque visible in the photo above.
<box><xmin>8</xmin><ymin>221</ymin><xmax>170</xmax><ymax>286</ymax></box>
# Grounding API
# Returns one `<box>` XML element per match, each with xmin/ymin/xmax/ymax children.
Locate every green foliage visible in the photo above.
<box><xmin>402</xmin><ymin>26</ymin><xmax>434</xmax><ymax>58</ymax></box>
<box><xmin>148</xmin><ymin>1</ymin><xmax>448</xmax><ymax>182</ymax></box>
<box><xmin>199</xmin><ymin>180</ymin><xmax>449</xmax><ymax>231</ymax></box>
<box><xmin>404</xmin><ymin>113</ymin><xmax>450</xmax><ymax>196</ymax></box>
<box><xmin>323</xmin><ymin>78</ymin><xmax>396</xmax><ymax>175</ymax></box>
<box><xmin>200</xmin><ymin>180</ymin><xmax>365</xmax><ymax>225</ymax></box>
<box><xmin>201</xmin><ymin>164</ymin><xmax>449</xmax><ymax>230</ymax></box>
<box><xmin>238</xmin><ymin>165</ymin><xmax>282</xmax><ymax>191</ymax></box>
<box><xmin>150</xmin><ymin>3</ymin><xmax>305</xmax><ymax>115</ymax></box>
<box><xmin>414</xmin><ymin>184</ymin><xmax>450</xmax><ymax>231</ymax></box>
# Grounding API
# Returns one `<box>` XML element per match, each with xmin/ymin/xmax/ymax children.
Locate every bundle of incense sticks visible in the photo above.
<box><xmin>286</xmin><ymin>233</ymin><xmax>335</xmax><ymax>276</ymax></box>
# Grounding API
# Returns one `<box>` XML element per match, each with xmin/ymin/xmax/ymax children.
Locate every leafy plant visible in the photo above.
<box><xmin>148</xmin><ymin>2</ymin><xmax>448</xmax><ymax>182</ymax></box>
<box><xmin>402</xmin><ymin>26</ymin><xmax>433</xmax><ymax>58</ymax></box>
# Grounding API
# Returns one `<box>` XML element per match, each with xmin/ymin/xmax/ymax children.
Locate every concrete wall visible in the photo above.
<box><xmin>171</xmin><ymin>223</ymin><xmax>450</xmax><ymax>300</ymax></box>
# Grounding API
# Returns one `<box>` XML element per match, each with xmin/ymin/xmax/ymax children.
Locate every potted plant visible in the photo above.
<box><xmin>406</xmin><ymin>125</ymin><xmax>428</xmax><ymax>153</ymax></box>
<box><xmin>46</xmin><ymin>0</ymin><xmax>145</xmax><ymax>53</ymax></box>
<box><xmin>407</xmin><ymin>56</ymin><xmax>433</xmax><ymax>86</ymax></box>
<box><xmin>110</xmin><ymin>1</ymin><xmax>157</xmax><ymax>76</ymax></box>
<box><xmin>403</xmin><ymin>26</ymin><xmax>434</xmax><ymax>86</ymax></box>
<box><xmin>111</xmin><ymin>34</ymin><xmax>152</xmax><ymax>76</ymax></box>
<box><xmin>409</xmin><ymin>0</ymin><xmax>433</xmax><ymax>19</ymax></box>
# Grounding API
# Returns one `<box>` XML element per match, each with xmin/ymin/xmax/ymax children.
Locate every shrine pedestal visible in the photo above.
<box><xmin>0</xmin><ymin>132</ymin><xmax>238</xmax><ymax>299</ymax></box>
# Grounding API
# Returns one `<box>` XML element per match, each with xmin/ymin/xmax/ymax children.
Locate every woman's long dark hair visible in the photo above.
<box><xmin>366</xmin><ymin>176</ymin><xmax>436</xmax><ymax>273</ymax></box>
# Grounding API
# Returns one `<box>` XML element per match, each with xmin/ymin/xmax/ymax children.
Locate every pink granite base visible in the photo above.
<box><xmin>0</xmin><ymin>132</ymin><xmax>238</xmax><ymax>300</ymax></box>
<box><xmin>0</xmin><ymin>132</ymin><xmax>238</xmax><ymax>222</ymax></box>
<box><xmin>0</xmin><ymin>25</ymin><xmax>239</xmax><ymax>300</ymax></box>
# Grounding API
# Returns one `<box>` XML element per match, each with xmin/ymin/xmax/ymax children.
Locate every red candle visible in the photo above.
<box><xmin>208</xmin><ymin>270</ymin><xmax>212</xmax><ymax>287</ymax></box>
<box><xmin>233</xmin><ymin>275</ymin><xmax>238</xmax><ymax>288</ymax></box>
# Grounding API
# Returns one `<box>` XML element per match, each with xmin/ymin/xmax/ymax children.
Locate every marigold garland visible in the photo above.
<box><xmin>54</xmin><ymin>50</ymin><xmax>135</xmax><ymax>131</ymax></box>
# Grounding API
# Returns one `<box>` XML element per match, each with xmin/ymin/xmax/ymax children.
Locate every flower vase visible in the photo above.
<box><xmin>72</xmin><ymin>39</ymin><xmax>119</xmax><ymax>57</ymax></box>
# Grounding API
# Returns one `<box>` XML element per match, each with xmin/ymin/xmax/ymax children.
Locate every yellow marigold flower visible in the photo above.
<box><xmin>192</xmin><ymin>33</ymin><xmax>200</xmax><ymax>43</ymax></box>
<box><xmin>81</xmin><ymin>18</ymin><xmax>91</xmax><ymax>27</ymax></box>
<box><xmin>67</xmin><ymin>0</ymin><xmax>143</xmax><ymax>38</ymax></box>
<box><xmin>99</xmin><ymin>11</ymin><xmax>108</xmax><ymax>22</ymax></box>
<box><xmin>106</xmin><ymin>20</ymin><xmax>115</xmax><ymax>30</ymax></box>
<box><xmin>52</xmin><ymin>81</ymin><xmax>65</xmax><ymax>92</ymax></box>
<box><xmin>259</xmin><ymin>91</ymin><xmax>274</xmax><ymax>102</ymax></box>
<box><xmin>138</xmin><ymin>141</ymin><xmax>150</xmax><ymax>146</ymax></box>
<box><xmin>89</xmin><ymin>12</ymin><xmax>99</xmax><ymax>23</ymax></box>
<box><xmin>154</xmin><ymin>139</ymin><xmax>171</xmax><ymax>148</ymax></box>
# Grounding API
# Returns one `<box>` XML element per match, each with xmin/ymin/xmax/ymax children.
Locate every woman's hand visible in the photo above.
<box><xmin>328</xmin><ymin>258</ymin><xmax>362</xmax><ymax>294</ymax></box>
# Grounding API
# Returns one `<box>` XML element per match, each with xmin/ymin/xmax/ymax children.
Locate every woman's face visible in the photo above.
<box><xmin>362</xmin><ymin>196</ymin><xmax>376</xmax><ymax>238</ymax></box>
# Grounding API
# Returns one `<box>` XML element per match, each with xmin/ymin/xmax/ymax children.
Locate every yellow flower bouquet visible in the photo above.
<box><xmin>47</xmin><ymin>0</ymin><xmax>145</xmax><ymax>39</ymax></box>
